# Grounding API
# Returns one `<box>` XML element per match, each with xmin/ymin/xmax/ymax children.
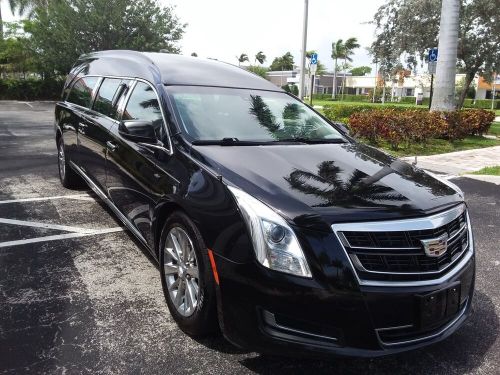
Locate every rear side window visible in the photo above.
<box><xmin>122</xmin><ymin>81</ymin><xmax>165</xmax><ymax>139</ymax></box>
<box><xmin>93</xmin><ymin>78</ymin><xmax>125</xmax><ymax>120</ymax></box>
<box><xmin>67</xmin><ymin>76</ymin><xmax>99</xmax><ymax>108</ymax></box>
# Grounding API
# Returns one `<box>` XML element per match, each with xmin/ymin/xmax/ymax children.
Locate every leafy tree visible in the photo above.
<box><xmin>247</xmin><ymin>65</ymin><xmax>268</xmax><ymax>78</ymax></box>
<box><xmin>190</xmin><ymin>52</ymin><xmax>197</xmax><ymax>57</ymax></box>
<box><xmin>0</xmin><ymin>22</ymin><xmax>36</xmax><ymax>76</ymax></box>
<box><xmin>25</xmin><ymin>0</ymin><xmax>185</xmax><ymax>75</ymax></box>
<box><xmin>269</xmin><ymin>52</ymin><xmax>294</xmax><ymax>71</ymax></box>
<box><xmin>372</xmin><ymin>0</ymin><xmax>500</xmax><ymax>109</ymax></box>
<box><xmin>349</xmin><ymin>66</ymin><xmax>372</xmax><ymax>76</ymax></box>
<box><xmin>255</xmin><ymin>51</ymin><xmax>266</xmax><ymax>64</ymax></box>
<box><xmin>237</xmin><ymin>53</ymin><xmax>249</xmax><ymax>66</ymax></box>
<box><xmin>1</xmin><ymin>0</ymin><xmax>49</xmax><ymax>39</ymax></box>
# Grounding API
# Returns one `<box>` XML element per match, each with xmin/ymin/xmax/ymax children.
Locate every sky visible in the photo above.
<box><xmin>2</xmin><ymin>0</ymin><xmax>386</xmax><ymax>73</ymax></box>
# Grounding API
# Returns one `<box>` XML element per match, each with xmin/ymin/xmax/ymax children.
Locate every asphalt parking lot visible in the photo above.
<box><xmin>0</xmin><ymin>101</ymin><xmax>499</xmax><ymax>374</ymax></box>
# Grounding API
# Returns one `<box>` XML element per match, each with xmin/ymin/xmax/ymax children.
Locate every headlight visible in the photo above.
<box><xmin>228</xmin><ymin>186</ymin><xmax>312</xmax><ymax>278</ymax></box>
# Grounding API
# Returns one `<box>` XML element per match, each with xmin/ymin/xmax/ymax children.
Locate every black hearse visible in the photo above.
<box><xmin>55</xmin><ymin>50</ymin><xmax>474</xmax><ymax>357</ymax></box>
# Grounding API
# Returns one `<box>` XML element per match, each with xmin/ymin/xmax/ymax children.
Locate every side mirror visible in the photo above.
<box><xmin>119</xmin><ymin>120</ymin><xmax>157</xmax><ymax>143</ymax></box>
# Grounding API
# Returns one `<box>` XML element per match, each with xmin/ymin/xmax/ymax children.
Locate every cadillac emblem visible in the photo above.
<box><xmin>421</xmin><ymin>233</ymin><xmax>448</xmax><ymax>257</ymax></box>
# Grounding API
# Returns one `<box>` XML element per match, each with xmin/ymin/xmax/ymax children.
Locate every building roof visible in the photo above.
<box><xmin>75</xmin><ymin>50</ymin><xmax>280</xmax><ymax>91</ymax></box>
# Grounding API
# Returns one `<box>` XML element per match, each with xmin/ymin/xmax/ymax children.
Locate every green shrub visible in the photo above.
<box><xmin>347</xmin><ymin>108</ymin><xmax>495</xmax><ymax>149</ymax></box>
<box><xmin>312</xmin><ymin>93</ymin><xmax>332</xmax><ymax>100</ymax></box>
<box><xmin>323</xmin><ymin>103</ymin><xmax>426</xmax><ymax>124</ymax></box>
<box><xmin>463</xmin><ymin>99</ymin><xmax>499</xmax><ymax>109</ymax></box>
<box><xmin>0</xmin><ymin>78</ymin><xmax>64</xmax><ymax>100</ymax></box>
<box><xmin>336</xmin><ymin>94</ymin><xmax>372</xmax><ymax>102</ymax></box>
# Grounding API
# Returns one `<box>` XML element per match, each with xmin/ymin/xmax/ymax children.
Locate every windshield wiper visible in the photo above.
<box><xmin>273</xmin><ymin>137</ymin><xmax>346</xmax><ymax>144</ymax></box>
<box><xmin>192</xmin><ymin>138</ymin><xmax>266</xmax><ymax>146</ymax></box>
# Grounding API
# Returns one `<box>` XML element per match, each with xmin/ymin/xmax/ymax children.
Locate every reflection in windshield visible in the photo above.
<box><xmin>168</xmin><ymin>86</ymin><xmax>344</xmax><ymax>142</ymax></box>
<box><xmin>285</xmin><ymin>161</ymin><xmax>409</xmax><ymax>208</ymax></box>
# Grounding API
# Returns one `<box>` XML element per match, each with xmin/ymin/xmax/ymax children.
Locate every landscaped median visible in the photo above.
<box><xmin>322</xmin><ymin>103</ymin><xmax>500</xmax><ymax>157</ymax></box>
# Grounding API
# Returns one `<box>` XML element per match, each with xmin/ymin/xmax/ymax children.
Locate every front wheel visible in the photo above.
<box><xmin>159</xmin><ymin>211</ymin><xmax>218</xmax><ymax>336</ymax></box>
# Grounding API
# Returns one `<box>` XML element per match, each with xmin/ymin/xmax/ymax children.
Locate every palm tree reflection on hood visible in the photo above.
<box><xmin>285</xmin><ymin>161</ymin><xmax>409</xmax><ymax>208</ymax></box>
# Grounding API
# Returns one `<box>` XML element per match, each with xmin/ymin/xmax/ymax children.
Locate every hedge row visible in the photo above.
<box><xmin>463</xmin><ymin>99</ymin><xmax>499</xmax><ymax>110</ymax></box>
<box><xmin>0</xmin><ymin>78</ymin><xmax>65</xmax><ymax>100</ymax></box>
<box><xmin>347</xmin><ymin>108</ymin><xmax>495</xmax><ymax>149</ymax></box>
<box><xmin>323</xmin><ymin>103</ymin><xmax>427</xmax><ymax>124</ymax></box>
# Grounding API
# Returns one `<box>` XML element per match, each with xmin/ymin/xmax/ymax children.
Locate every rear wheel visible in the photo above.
<box><xmin>57</xmin><ymin>137</ymin><xmax>84</xmax><ymax>189</ymax></box>
<box><xmin>159</xmin><ymin>211</ymin><xmax>218</xmax><ymax>336</ymax></box>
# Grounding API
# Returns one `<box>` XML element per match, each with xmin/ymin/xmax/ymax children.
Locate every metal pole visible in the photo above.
<box><xmin>310</xmin><ymin>74</ymin><xmax>315</xmax><ymax>106</ymax></box>
<box><xmin>429</xmin><ymin>74</ymin><xmax>434</xmax><ymax>109</ymax></box>
<box><xmin>298</xmin><ymin>0</ymin><xmax>308</xmax><ymax>101</ymax></box>
<box><xmin>492</xmin><ymin>72</ymin><xmax>497</xmax><ymax>111</ymax></box>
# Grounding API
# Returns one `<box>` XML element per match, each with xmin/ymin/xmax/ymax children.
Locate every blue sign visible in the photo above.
<box><xmin>428</xmin><ymin>48</ymin><xmax>438</xmax><ymax>62</ymax></box>
<box><xmin>310</xmin><ymin>53</ymin><xmax>318</xmax><ymax>65</ymax></box>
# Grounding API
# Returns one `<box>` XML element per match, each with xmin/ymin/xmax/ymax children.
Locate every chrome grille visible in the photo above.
<box><xmin>332</xmin><ymin>204</ymin><xmax>473</xmax><ymax>285</ymax></box>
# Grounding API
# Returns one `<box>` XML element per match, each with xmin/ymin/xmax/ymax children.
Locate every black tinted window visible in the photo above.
<box><xmin>67</xmin><ymin>76</ymin><xmax>98</xmax><ymax>108</ymax></box>
<box><xmin>93</xmin><ymin>78</ymin><xmax>124</xmax><ymax>119</ymax></box>
<box><xmin>123</xmin><ymin>82</ymin><xmax>164</xmax><ymax>139</ymax></box>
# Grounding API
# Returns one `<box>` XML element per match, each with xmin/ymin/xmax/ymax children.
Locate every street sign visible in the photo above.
<box><xmin>428</xmin><ymin>61</ymin><xmax>437</xmax><ymax>74</ymax></box>
<box><xmin>428</xmin><ymin>48</ymin><xmax>438</xmax><ymax>62</ymax></box>
<box><xmin>310</xmin><ymin>64</ymin><xmax>317</xmax><ymax>74</ymax></box>
<box><xmin>310</xmin><ymin>53</ymin><xmax>318</xmax><ymax>65</ymax></box>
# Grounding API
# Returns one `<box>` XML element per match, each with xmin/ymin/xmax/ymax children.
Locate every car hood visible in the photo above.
<box><xmin>190</xmin><ymin>141</ymin><xmax>463</xmax><ymax>231</ymax></box>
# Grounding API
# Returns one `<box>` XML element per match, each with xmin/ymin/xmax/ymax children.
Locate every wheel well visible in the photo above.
<box><xmin>154</xmin><ymin>202</ymin><xmax>188</xmax><ymax>257</ymax></box>
<box><xmin>55</xmin><ymin>129</ymin><xmax>62</xmax><ymax>144</ymax></box>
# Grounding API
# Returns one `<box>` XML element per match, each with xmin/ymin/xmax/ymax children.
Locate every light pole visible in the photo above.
<box><xmin>298</xmin><ymin>0</ymin><xmax>308</xmax><ymax>101</ymax></box>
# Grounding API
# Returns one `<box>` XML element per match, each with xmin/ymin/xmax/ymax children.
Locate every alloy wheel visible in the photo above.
<box><xmin>58</xmin><ymin>141</ymin><xmax>65</xmax><ymax>180</ymax></box>
<box><xmin>163</xmin><ymin>226</ymin><xmax>200</xmax><ymax>317</ymax></box>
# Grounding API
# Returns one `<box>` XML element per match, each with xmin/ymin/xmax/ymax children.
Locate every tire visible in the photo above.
<box><xmin>159</xmin><ymin>211</ymin><xmax>218</xmax><ymax>337</ymax></box>
<box><xmin>57</xmin><ymin>137</ymin><xmax>84</xmax><ymax>189</ymax></box>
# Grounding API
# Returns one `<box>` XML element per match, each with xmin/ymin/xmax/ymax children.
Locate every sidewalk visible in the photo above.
<box><xmin>402</xmin><ymin>146</ymin><xmax>500</xmax><ymax>175</ymax></box>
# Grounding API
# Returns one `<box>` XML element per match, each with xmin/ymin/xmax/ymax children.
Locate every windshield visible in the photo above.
<box><xmin>166</xmin><ymin>86</ymin><xmax>344</xmax><ymax>143</ymax></box>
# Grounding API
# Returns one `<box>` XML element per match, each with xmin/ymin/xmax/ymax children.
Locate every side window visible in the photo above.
<box><xmin>122</xmin><ymin>81</ymin><xmax>165</xmax><ymax>139</ymax></box>
<box><xmin>93</xmin><ymin>78</ymin><xmax>125</xmax><ymax>120</ymax></box>
<box><xmin>67</xmin><ymin>76</ymin><xmax>99</xmax><ymax>108</ymax></box>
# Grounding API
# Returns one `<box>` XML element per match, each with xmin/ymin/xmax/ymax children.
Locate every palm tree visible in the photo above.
<box><xmin>431</xmin><ymin>0</ymin><xmax>460</xmax><ymax>111</ymax></box>
<box><xmin>340</xmin><ymin>38</ymin><xmax>360</xmax><ymax>100</ymax></box>
<box><xmin>255</xmin><ymin>51</ymin><xmax>266</xmax><ymax>65</ymax></box>
<box><xmin>331</xmin><ymin>40</ymin><xmax>345</xmax><ymax>99</ymax></box>
<box><xmin>1</xmin><ymin>0</ymin><xmax>47</xmax><ymax>39</ymax></box>
<box><xmin>237</xmin><ymin>53</ymin><xmax>249</xmax><ymax>66</ymax></box>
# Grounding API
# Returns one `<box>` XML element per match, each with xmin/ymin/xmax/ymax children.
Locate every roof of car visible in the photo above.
<box><xmin>76</xmin><ymin>50</ymin><xmax>282</xmax><ymax>92</ymax></box>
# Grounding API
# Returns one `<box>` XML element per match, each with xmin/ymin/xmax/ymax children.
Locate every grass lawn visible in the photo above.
<box><xmin>471</xmin><ymin>166</ymin><xmax>500</xmax><ymax>176</ymax></box>
<box><xmin>489</xmin><ymin>122</ymin><xmax>500</xmax><ymax>136</ymax></box>
<box><xmin>375</xmin><ymin>136</ymin><xmax>500</xmax><ymax>157</ymax></box>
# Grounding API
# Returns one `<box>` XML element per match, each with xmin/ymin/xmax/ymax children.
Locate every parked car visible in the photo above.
<box><xmin>55</xmin><ymin>50</ymin><xmax>475</xmax><ymax>357</ymax></box>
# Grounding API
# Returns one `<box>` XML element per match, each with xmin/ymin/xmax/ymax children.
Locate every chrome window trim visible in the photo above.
<box><xmin>66</xmin><ymin>74</ymin><xmax>174</xmax><ymax>156</ymax></box>
<box><xmin>331</xmin><ymin>204</ymin><xmax>474</xmax><ymax>287</ymax></box>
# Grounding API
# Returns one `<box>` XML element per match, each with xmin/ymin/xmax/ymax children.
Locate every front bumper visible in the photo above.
<box><xmin>213</xmin><ymin>253</ymin><xmax>475</xmax><ymax>358</ymax></box>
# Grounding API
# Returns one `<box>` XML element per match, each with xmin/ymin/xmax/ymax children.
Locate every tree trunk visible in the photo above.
<box><xmin>457</xmin><ymin>71</ymin><xmax>475</xmax><ymax>109</ymax></box>
<box><xmin>332</xmin><ymin>59</ymin><xmax>337</xmax><ymax>99</ymax></box>
<box><xmin>431</xmin><ymin>0</ymin><xmax>460</xmax><ymax>112</ymax></box>
<box><xmin>0</xmin><ymin>5</ymin><xmax>3</xmax><ymax>41</ymax></box>
<box><xmin>341</xmin><ymin>58</ymin><xmax>347</xmax><ymax>100</ymax></box>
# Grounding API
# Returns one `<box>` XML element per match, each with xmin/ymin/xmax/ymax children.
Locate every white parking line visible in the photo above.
<box><xmin>0</xmin><ymin>227</ymin><xmax>124</xmax><ymax>248</ymax></box>
<box><xmin>0</xmin><ymin>218</ymin><xmax>99</xmax><ymax>234</ymax></box>
<box><xmin>0</xmin><ymin>193</ymin><xmax>92</xmax><ymax>205</ymax></box>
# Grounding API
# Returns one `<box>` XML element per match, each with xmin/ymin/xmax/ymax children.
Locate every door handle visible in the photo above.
<box><xmin>106</xmin><ymin>141</ymin><xmax>118</xmax><ymax>152</ymax></box>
